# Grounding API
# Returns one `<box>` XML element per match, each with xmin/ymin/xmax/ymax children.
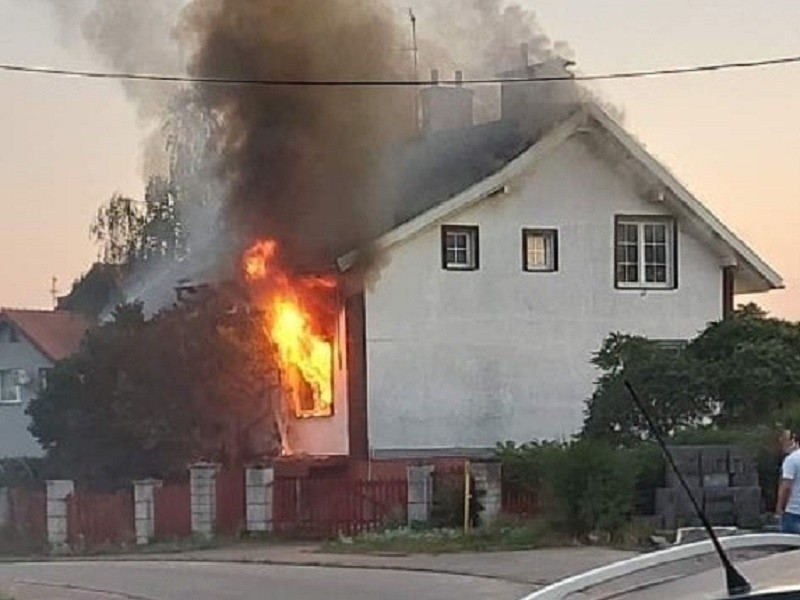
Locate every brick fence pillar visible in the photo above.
<box><xmin>46</xmin><ymin>479</ymin><xmax>74</xmax><ymax>552</ymax></box>
<box><xmin>471</xmin><ymin>461</ymin><xmax>502</xmax><ymax>526</ymax></box>
<box><xmin>245</xmin><ymin>466</ymin><xmax>274</xmax><ymax>534</ymax></box>
<box><xmin>190</xmin><ymin>463</ymin><xmax>217</xmax><ymax>539</ymax></box>
<box><xmin>0</xmin><ymin>487</ymin><xmax>9</xmax><ymax>529</ymax></box>
<box><xmin>134</xmin><ymin>479</ymin><xmax>161</xmax><ymax>545</ymax></box>
<box><xmin>406</xmin><ymin>465</ymin><xmax>434</xmax><ymax>526</ymax></box>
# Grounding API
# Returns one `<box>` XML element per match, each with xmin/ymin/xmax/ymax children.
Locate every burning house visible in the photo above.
<box><xmin>172</xmin><ymin>61</ymin><xmax>782</xmax><ymax>467</ymax></box>
<box><xmin>75</xmin><ymin>2</ymin><xmax>781</xmax><ymax>466</ymax></box>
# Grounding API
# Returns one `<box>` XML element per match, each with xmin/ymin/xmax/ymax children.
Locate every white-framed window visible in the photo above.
<box><xmin>0</xmin><ymin>369</ymin><xmax>21</xmax><ymax>405</ymax></box>
<box><xmin>523</xmin><ymin>229</ymin><xmax>558</xmax><ymax>272</ymax></box>
<box><xmin>615</xmin><ymin>217</ymin><xmax>677</xmax><ymax>289</ymax></box>
<box><xmin>441</xmin><ymin>225</ymin><xmax>479</xmax><ymax>270</ymax></box>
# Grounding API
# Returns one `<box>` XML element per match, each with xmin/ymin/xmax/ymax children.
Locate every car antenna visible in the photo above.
<box><xmin>624</xmin><ymin>380</ymin><xmax>752</xmax><ymax>597</ymax></box>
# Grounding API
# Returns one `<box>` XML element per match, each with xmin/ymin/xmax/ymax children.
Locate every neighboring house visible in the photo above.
<box><xmin>0</xmin><ymin>309</ymin><xmax>88</xmax><ymax>458</ymax></box>
<box><xmin>286</xmin><ymin>63</ymin><xmax>782</xmax><ymax>462</ymax></box>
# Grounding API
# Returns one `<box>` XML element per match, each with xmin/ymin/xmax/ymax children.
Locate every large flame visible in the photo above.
<box><xmin>243</xmin><ymin>240</ymin><xmax>335</xmax><ymax>418</ymax></box>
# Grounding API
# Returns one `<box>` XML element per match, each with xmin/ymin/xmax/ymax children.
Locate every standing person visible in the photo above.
<box><xmin>776</xmin><ymin>428</ymin><xmax>800</xmax><ymax>534</ymax></box>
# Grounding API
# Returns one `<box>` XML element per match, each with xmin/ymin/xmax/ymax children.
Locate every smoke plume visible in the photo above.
<box><xmin>178</xmin><ymin>0</ymin><xmax>414</xmax><ymax>270</ymax></box>
<box><xmin>52</xmin><ymin>0</ymin><xmax>609</xmax><ymax>306</ymax></box>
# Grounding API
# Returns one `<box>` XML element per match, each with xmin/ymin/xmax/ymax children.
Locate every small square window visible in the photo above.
<box><xmin>441</xmin><ymin>225</ymin><xmax>479</xmax><ymax>270</ymax></box>
<box><xmin>523</xmin><ymin>229</ymin><xmax>558</xmax><ymax>272</ymax></box>
<box><xmin>0</xmin><ymin>369</ymin><xmax>21</xmax><ymax>405</ymax></box>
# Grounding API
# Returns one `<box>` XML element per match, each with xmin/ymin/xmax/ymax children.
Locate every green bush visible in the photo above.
<box><xmin>497</xmin><ymin>440</ymin><xmax>654</xmax><ymax>540</ymax></box>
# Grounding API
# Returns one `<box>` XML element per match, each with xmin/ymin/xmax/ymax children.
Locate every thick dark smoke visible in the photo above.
<box><xmin>178</xmin><ymin>0</ymin><xmax>414</xmax><ymax>271</ymax></box>
<box><xmin>50</xmin><ymin>0</ymin><xmax>613</xmax><ymax>293</ymax></box>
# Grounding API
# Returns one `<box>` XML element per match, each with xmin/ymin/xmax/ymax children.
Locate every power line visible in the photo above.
<box><xmin>1</xmin><ymin>55</ymin><xmax>799</xmax><ymax>87</ymax></box>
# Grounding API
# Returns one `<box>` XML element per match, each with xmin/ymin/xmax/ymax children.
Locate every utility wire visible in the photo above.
<box><xmin>1</xmin><ymin>55</ymin><xmax>799</xmax><ymax>87</ymax></box>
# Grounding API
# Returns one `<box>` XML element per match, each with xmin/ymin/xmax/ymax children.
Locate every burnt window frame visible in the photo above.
<box><xmin>441</xmin><ymin>225</ymin><xmax>480</xmax><ymax>271</ymax></box>
<box><xmin>614</xmin><ymin>215</ymin><xmax>678</xmax><ymax>290</ymax></box>
<box><xmin>522</xmin><ymin>228</ymin><xmax>559</xmax><ymax>273</ymax></box>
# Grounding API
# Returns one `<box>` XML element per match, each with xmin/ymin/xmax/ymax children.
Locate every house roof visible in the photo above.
<box><xmin>339</xmin><ymin>103</ymin><xmax>782</xmax><ymax>295</ymax></box>
<box><xmin>0</xmin><ymin>309</ymin><xmax>89</xmax><ymax>362</ymax></box>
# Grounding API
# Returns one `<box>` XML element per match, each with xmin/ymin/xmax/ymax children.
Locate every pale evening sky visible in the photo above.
<box><xmin>0</xmin><ymin>1</ymin><xmax>799</xmax><ymax>319</ymax></box>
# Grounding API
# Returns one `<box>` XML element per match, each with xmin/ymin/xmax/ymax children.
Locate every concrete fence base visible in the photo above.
<box><xmin>245</xmin><ymin>467</ymin><xmax>274</xmax><ymax>533</ymax></box>
<box><xmin>46</xmin><ymin>479</ymin><xmax>74</xmax><ymax>552</ymax></box>
<box><xmin>190</xmin><ymin>463</ymin><xmax>217</xmax><ymax>539</ymax></box>
<box><xmin>134</xmin><ymin>479</ymin><xmax>161</xmax><ymax>545</ymax></box>
<box><xmin>406</xmin><ymin>465</ymin><xmax>434</xmax><ymax>525</ymax></box>
<box><xmin>472</xmin><ymin>461</ymin><xmax>502</xmax><ymax>526</ymax></box>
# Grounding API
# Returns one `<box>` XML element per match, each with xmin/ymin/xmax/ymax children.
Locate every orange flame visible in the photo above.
<box><xmin>243</xmin><ymin>240</ymin><xmax>335</xmax><ymax>418</ymax></box>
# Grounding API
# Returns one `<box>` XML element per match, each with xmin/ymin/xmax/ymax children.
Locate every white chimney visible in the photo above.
<box><xmin>420</xmin><ymin>70</ymin><xmax>474</xmax><ymax>134</ymax></box>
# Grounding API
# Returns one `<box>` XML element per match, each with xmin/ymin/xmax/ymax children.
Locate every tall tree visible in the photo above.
<box><xmin>28</xmin><ymin>296</ymin><xmax>281</xmax><ymax>483</ymax></box>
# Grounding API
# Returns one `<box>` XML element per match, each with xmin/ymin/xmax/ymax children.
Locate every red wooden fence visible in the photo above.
<box><xmin>8</xmin><ymin>487</ymin><xmax>46</xmax><ymax>542</ymax></box>
<box><xmin>502</xmin><ymin>484</ymin><xmax>539</xmax><ymax>517</ymax></box>
<box><xmin>154</xmin><ymin>481</ymin><xmax>191</xmax><ymax>539</ymax></box>
<box><xmin>274</xmin><ymin>477</ymin><xmax>407</xmax><ymax>538</ymax></box>
<box><xmin>67</xmin><ymin>490</ymin><xmax>135</xmax><ymax>548</ymax></box>
<box><xmin>216</xmin><ymin>467</ymin><xmax>245</xmax><ymax>536</ymax></box>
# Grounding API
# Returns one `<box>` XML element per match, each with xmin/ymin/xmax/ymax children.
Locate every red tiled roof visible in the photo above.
<box><xmin>0</xmin><ymin>309</ymin><xmax>90</xmax><ymax>361</ymax></box>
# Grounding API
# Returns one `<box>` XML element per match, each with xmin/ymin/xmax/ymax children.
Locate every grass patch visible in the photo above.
<box><xmin>323</xmin><ymin>518</ymin><xmax>573</xmax><ymax>555</ymax></box>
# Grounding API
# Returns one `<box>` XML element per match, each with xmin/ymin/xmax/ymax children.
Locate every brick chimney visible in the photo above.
<box><xmin>420</xmin><ymin>70</ymin><xmax>474</xmax><ymax>134</ymax></box>
<box><xmin>500</xmin><ymin>47</ymin><xmax>581</xmax><ymax>138</ymax></box>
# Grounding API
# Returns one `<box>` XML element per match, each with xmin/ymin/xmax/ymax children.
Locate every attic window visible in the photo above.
<box><xmin>523</xmin><ymin>229</ymin><xmax>558</xmax><ymax>272</ymax></box>
<box><xmin>441</xmin><ymin>225</ymin><xmax>479</xmax><ymax>271</ymax></box>
<box><xmin>615</xmin><ymin>216</ymin><xmax>677</xmax><ymax>289</ymax></box>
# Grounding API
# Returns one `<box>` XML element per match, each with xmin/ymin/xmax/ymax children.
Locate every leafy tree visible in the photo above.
<box><xmin>688</xmin><ymin>303</ymin><xmax>800</xmax><ymax>425</ymax></box>
<box><xmin>582</xmin><ymin>334</ymin><xmax>710</xmax><ymax>445</ymax></box>
<box><xmin>27</xmin><ymin>297</ymin><xmax>281</xmax><ymax>484</ymax></box>
<box><xmin>583</xmin><ymin>304</ymin><xmax>800</xmax><ymax>443</ymax></box>
<box><xmin>90</xmin><ymin>194</ymin><xmax>145</xmax><ymax>265</ymax></box>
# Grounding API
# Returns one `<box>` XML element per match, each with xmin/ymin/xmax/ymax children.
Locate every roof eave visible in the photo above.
<box><xmin>585</xmin><ymin>103</ymin><xmax>783</xmax><ymax>294</ymax></box>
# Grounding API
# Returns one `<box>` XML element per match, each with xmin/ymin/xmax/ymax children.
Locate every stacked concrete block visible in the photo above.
<box><xmin>46</xmin><ymin>479</ymin><xmax>74</xmax><ymax>552</ymax></box>
<box><xmin>190</xmin><ymin>463</ymin><xmax>217</xmax><ymax>539</ymax></box>
<box><xmin>245</xmin><ymin>466</ymin><xmax>274</xmax><ymax>534</ymax></box>
<box><xmin>471</xmin><ymin>461</ymin><xmax>502</xmax><ymax>526</ymax></box>
<box><xmin>134</xmin><ymin>479</ymin><xmax>161</xmax><ymax>545</ymax></box>
<box><xmin>655</xmin><ymin>446</ymin><xmax>761</xmax><ymax>530</ymax></box>
<box><xmin>703</xmin><ymin>487</ymin><xmax>736</xmax><ymax>526</ymax></box>
<box><xmin>733</xmin><ymin>487</ymin><xmax>762</xmax><ymax>528</ymax></box>
<box><xmin>406</xmin><ymin>465</ymin><xmax>434</xmax><ymax>526</ymax></box>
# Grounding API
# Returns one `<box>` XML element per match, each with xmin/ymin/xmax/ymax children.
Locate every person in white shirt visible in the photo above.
<box><xmin>776</xmin><ymin>428</ymin><xmax>800</xmax><ymax>534</ymax></box>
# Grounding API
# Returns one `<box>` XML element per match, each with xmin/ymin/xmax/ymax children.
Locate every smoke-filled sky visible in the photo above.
<box><xmin>1</xmin><ymin>0</ymin><xmax>799</xmax><ymax>319</ymax></box>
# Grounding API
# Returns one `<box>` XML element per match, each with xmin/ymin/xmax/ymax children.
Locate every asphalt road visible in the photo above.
<box><xmin>0</xmin><ymin>560</ymin><xmax>532</xmax><ymax>600</ymax></box>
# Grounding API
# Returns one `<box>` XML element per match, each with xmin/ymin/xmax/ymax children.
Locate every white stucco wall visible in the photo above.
<box><xmin>287</xmin><ymin>308</ymin><xmax>349</xmax><ymax>456</ymax></box>
<box><xmin>0</xmin><ymin>334</ymin><xmax>49</xmax><ymax>458</ymax></box>
<box><xmin>365</xmin><ymin>136</ymin><xmax>725</xmax><ymax>454</ymax></box>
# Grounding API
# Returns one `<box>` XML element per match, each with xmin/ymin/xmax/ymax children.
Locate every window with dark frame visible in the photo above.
<box><xmin>441</xmin><ymin>225</ymin><xmax>479</xmax><ymax>270</ymax></box>
<box><xmin>523</xmin><ymin>229</ymin><xmax>558</xmax><ymax>272</ymax></box>
<box><xmin>615</xmin><ymin>217</ymin><xmax>677</xmax><ymax>289</ymax></box>
<box><xmin>0</xmin><ymin>369</ymin><xmax>21</xmax><ymax>404</ymax></box>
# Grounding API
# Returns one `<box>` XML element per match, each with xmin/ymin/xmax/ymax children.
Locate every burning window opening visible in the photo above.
<box><xmin>242</xmin><ymin>241</ymin><xmax>337</xmax><ymax>420</ymax></box>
